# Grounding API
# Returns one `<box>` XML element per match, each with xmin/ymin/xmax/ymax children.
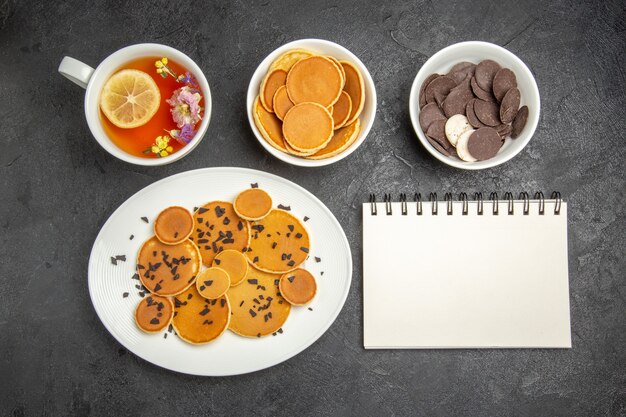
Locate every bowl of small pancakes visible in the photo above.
<box><xmin>247</xmin><ymin>39</ymin><xmax>377</xmax><ymax>167</ymax></box>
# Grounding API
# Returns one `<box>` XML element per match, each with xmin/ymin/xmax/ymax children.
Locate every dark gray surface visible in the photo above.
<box><xmin>1</xmin><ymin>0</ymin><xmax>625</xmax><ymax>415</ymax></box>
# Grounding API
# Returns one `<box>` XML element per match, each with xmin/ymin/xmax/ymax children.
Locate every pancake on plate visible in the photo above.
<box><xmin>279</xmin><ymin>268</ymin><xmax>317</xmax><ymax>306</ymax></box>
<box><xmin>191</xmin><ymin>201</ymin><xmax>250</xmax><ymax>267</ymax></box>
<box><xmin>154</xmin><ymin>206</ymin><xmax>194</xmax><ymax>245</ymax></box>
<box><xmin>137</xmin><ymin>236</ymin><xmax>201</xmax><ymax>296</ymax></box>
<box><xmin>245</xmin><ymin>209</ymin><xmax>310</xmax><ymax>273</ymax></box>
<box><xmin>172</xmin><ymin>285</ymin><xmax>230</xmax><ymax>344</ymax></box>
<box><xmin>135</xmin><ymin>294</ymin><xmax>174</xmax><ymax>333</ymax></box>
<box><xmin>227</xmin><ymin>268</ymin><xmax>291</xmax><ymax>337</ymax></box>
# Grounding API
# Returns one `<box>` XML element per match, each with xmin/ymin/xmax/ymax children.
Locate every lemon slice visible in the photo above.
<box><xmin>99</xmin><ymin>69</ymin><xmax>160</xmax><ymax>129</ymax></box>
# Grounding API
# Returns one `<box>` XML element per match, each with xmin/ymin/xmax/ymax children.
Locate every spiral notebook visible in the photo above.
<box><xmin>363</xmin><ymin>192</ymin><xmax>571</xmax><ymax>349</ymax></box>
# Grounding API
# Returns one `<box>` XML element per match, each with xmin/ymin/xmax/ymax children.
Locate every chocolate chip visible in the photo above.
<box><xmin>492</xmin><ymin>68</ymin><xmax>517</xmax><ymax>102</ymax></box>
<box><xmin>300</xmin><ymin>247</ymin><xmax>309</xmax><ymax>253</ymax></box>
<box><xmin>277</xmin><ymin>204</ymin><xmax>291</xmax><ymax>211</ymax></box>
<box><xmin>315</xmin><ymin>257</ymin><xmax>321</xmax><ymax>262</ymax></box>
<box><xmin>288</xmin><ymin>275</ymin><xmax>295</xmax><ymax>283</ymax></box>
<box><xmin>511</xmin><ymin>105</ymin><xmax>529</xmax><ymax>138</ymax></box>
<box><xmin>251</xmin><ymin>183</ymin><xmax>259</xmax><ymax>188</ymax></box>
<box><xmin>197</xmin><ymin>207</ymin><xmax>208</xmax><ymax>214</ymax></box>
<box><xmin>110</xmin><ymin>257</ymin><xmax>117</xmax><ymax>265</ymax></box>
<box><xmin>141</xmin><ymin>216</ymin><xmax>149</xmax><ymax>223</ymax></box>
<box><xmin>249</xmin><ymin>309</ymin><xmax>257</xmax><ymax>317</ymax></box>
<box><xmin>499</xmin><ymin>87</ymin><xmax>520</xmax><ymax>124</ymax></box>
<box><xmin>129</xmin><ymin>235</ymin><xmax>134</xmax><ymax>240</ymax></box>
<box><xmin>303</xmin><ymin>216</ymin><xmax>309</xmax><ymax>222</ymax></box>
<box><xmin>122</xmin><ymin>292</ymin><xmax>129</xmax><ymax>298</ymax></box>
<box><xmin>467</xmin><ymin>127</ymin><xmax>503</xmax><ymax>161</ymax></box>
<box><xmin>204</xmin><ymin>280</ymin><xmax>213</xmax><ymax>286</ymax></box>
<box><xmin>248</xmin><ymin>279</ymin><xmax>258</xmax><ymax>284</ymax></box>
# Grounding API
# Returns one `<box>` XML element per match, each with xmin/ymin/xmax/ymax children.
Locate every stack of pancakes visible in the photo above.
<box><xmin>254</xmin><ymin>49</ymin><xmax>365</xmax><ymax>159</ymax></box>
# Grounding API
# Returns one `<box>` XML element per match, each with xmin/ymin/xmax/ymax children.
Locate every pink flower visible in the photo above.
<box><xmin>166</xmin><ymin>86</ymin><xmax>203</xmax><ymax>128</ymax></box>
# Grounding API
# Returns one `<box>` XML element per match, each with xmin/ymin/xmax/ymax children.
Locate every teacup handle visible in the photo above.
<box><xmin>58</xmin><ymin>57</ymin><xmax>95</xmax><ymax>89</ymax></box>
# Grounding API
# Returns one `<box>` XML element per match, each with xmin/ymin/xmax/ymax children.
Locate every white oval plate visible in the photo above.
<box><xmin>88</xmin><ymin>167</ymin><xmax>352</xmax><ymax>376</ymax></box>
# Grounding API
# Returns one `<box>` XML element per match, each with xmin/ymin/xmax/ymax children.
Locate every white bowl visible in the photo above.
<box><xmin>409</xmin><ymin>41</ymin><xmax>540</xmax><ymax>170</ymax></box>
<box><xmin>247</xmin><ymin>39</ymin><xmax>377</xmax><ymax>167</ymax></box>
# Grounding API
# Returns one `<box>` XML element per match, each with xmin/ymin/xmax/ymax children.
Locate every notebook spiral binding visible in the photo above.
<box><xmin>368</xmin><ymin>192</ymin><xmax>562</xmax><ymax>216</ymax></box>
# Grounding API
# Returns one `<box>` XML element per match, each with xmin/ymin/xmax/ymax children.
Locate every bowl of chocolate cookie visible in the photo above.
<box><xmin>409</xmin><ymin>41</ymin><xmax>540</xmax><ymax>170</ymax></box>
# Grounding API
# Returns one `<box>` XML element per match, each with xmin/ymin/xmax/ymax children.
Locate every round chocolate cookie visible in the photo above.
<box><xmin>424</xmin><ymin>76</ymin><xmax>456</xmax><ymax>105</ymax></box>
<box><xmin>474</xmin><ymin>99</ymin><xmax>501</xmax><ymax>126</ymax></box>
<box><xmin>466</xmin><ymin>99</ymin><xmax>487</xmax><ymax>129</ymax></box>
<box><xmin>442</xmin><ymin>79</ymin><xmax>474</xmax><ymax>118</ymax></box>
<box><xmin>419</xmin><ymin>73</ymin><xmax>440</xmax><ymax>109</ymax></box>
<box><xmin>471</xmin><ymin>76</ymin><xmax>496</xmax><ymax>102</ymax></box>
<box><xmin>467</xmin><ymin>127</ymin><xmax>503</xmax><ymax>161</ymax></box>
<box><xmin>492</xmin><ymin>68</ymin><xmax>517</xmax><ymax>102</ymax></box>
<box><xmin>500</xmin><ymin>87</ymin><xmax>521</xmax><ymax>124</ymax></box>
<box><xmin>419</xmin><ymin>102</ymin><xmax>446</xmax><ymax>132</ymax></box>
<box><xmin>475</xmin><ymin>60</ymin><xmax>501</xmax><ymax>92</ymax></box>
<box><xmin>426</xmin><ymin>119</ymin><xmax>449</xmax><ymax>148</ymax></box>
<box><xmin>511</xmin><ymin>105</ymin><xmax>529</xmax><ymax>138</ymax></box>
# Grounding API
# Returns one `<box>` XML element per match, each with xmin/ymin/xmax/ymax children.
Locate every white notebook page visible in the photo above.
<box><xmin>363</xmin><ymin>200</ymin><xmax>571</xmax><ymax>349</ymax></box>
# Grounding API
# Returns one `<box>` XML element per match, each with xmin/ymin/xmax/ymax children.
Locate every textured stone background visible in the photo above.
<box><xmin>1</xmin><ymin>0</ymin><xmax>625</xmax><ymax>416</ymax></box>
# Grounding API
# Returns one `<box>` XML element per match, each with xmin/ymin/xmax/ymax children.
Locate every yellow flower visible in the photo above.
<box><xmin>160</xmin><ymin>150</ymin><xmax>169</xmax><ymax>157</ymax></box>
<box><xmin>151</xmin><ymin>145</ymin><xmax>159</xmax><ymax>154</ymax></box>
<box><xmin>161</xmin><ymin>57</ymin><xmax>168</xmax><ymax>65</ymax></box>
<box><xmin>166</xmin><ymin>146</ymin><xmax>173</xmax><ymax>153</ymax></box>
<box><xmin>155</xmin><ymin>135</ymin><xmax>170</xmax><ymax>149</ymax></box>
<box><xmin>155</xmin><ymin>60</ymin><xmax>164</xmax><ymax>68</ymax></box>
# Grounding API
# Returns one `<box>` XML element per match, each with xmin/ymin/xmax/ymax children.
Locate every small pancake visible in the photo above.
<box><xmin>269</xmin><ymin>48</ymin><xmax>314</xmax><ymax>72</ymax></box>
<box><xmin>227</xmin><ymin>268</ymin><xmax>291</xmax><ymax>337</ymax></box>
<box><xmin>191</xmin><ymin>201</ymin><xmax>250</xmax><ymax>267</ymax></box>
<box><xmin>279</xmin><ymin>268</ymin><xmax>317</xmax><ymax>306</ymax></box>
<box><xmin>172</xmin><ymin>285</ymin><xmax>230</xmax><ymax>344</ymax></box>
<box><xmin>233</xmin><ymin>188</ymin><xmax>273</xmax><ymax>221</ymax></box>
<box><xmin>282</xmin><ymin>102</ymin><xmax>334</xmax><ymax>152</ymax></box>
<box><xmin>135</xmin><ymin>295</ymin><xmax>174</xmax><ymax>333</ymax></box>
<box><xmin>286</xmin><ymin>56</ymin><xmax>343</xmax><ymax>107</ymax></box>
<box><xmin>307</xmin><ymin>119</ymin><xmax>361</xmax><ymax>160</ymax></box>
<box><xmin>340</xmin><ymin>61</ymin><xmax>365</xmax><ymax>126</ymax></box>
<box><xmin>253</xmin><ymin>96</ymin><xmax>288</xmax><ymax>152</ymax></box>
<box><xmin>196</xmin><ymin>267</ymin><xmax>230</xmax><ymax>299</ymax></box>
<box><xmin>245</xmin><ymin>209</ymin><xmax>310</xmax><ymax>273</ymax></box>
<box><xmin>331</xmin><ymin>91</ymin><xmax>352</xmax><ymax>129</ymax></box>
<box><xmin>154</xmin><ymin>206</ymin><xmax>193</xmax><ymax>245</ymax></box>
<box><xmin>325</xmin><ymin>55</ymin><xmax>346</xmax><ymax>87</ymax></box>
<box><xmin>272</xmin><ymin>85</ymin><xmax>294</xmax><ymax>121</ymax></box>
<box><xmin>213</xmin><ymin>249</ymin><xmax>249</xmax><ymax>286</ymax></box>
<box><xmin>137</xmin><ymin>236</ymin><xmax>201</xmax><ymax>296</ymax></box>
<box><xmin>260</xmin><ymin>69</ymin><xmax>287</xmax><ymax>112</ymax></box>
<box><xmin>284</xmin><ymin>140</ymin><xmax>317</xmax><ymax>157</ymax></box>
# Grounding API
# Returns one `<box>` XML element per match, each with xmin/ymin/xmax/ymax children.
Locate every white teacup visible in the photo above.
<box><xmin>59</xmin><ymin>43</ymin><xmax>212</xmax><ymax>166</ymax></box>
